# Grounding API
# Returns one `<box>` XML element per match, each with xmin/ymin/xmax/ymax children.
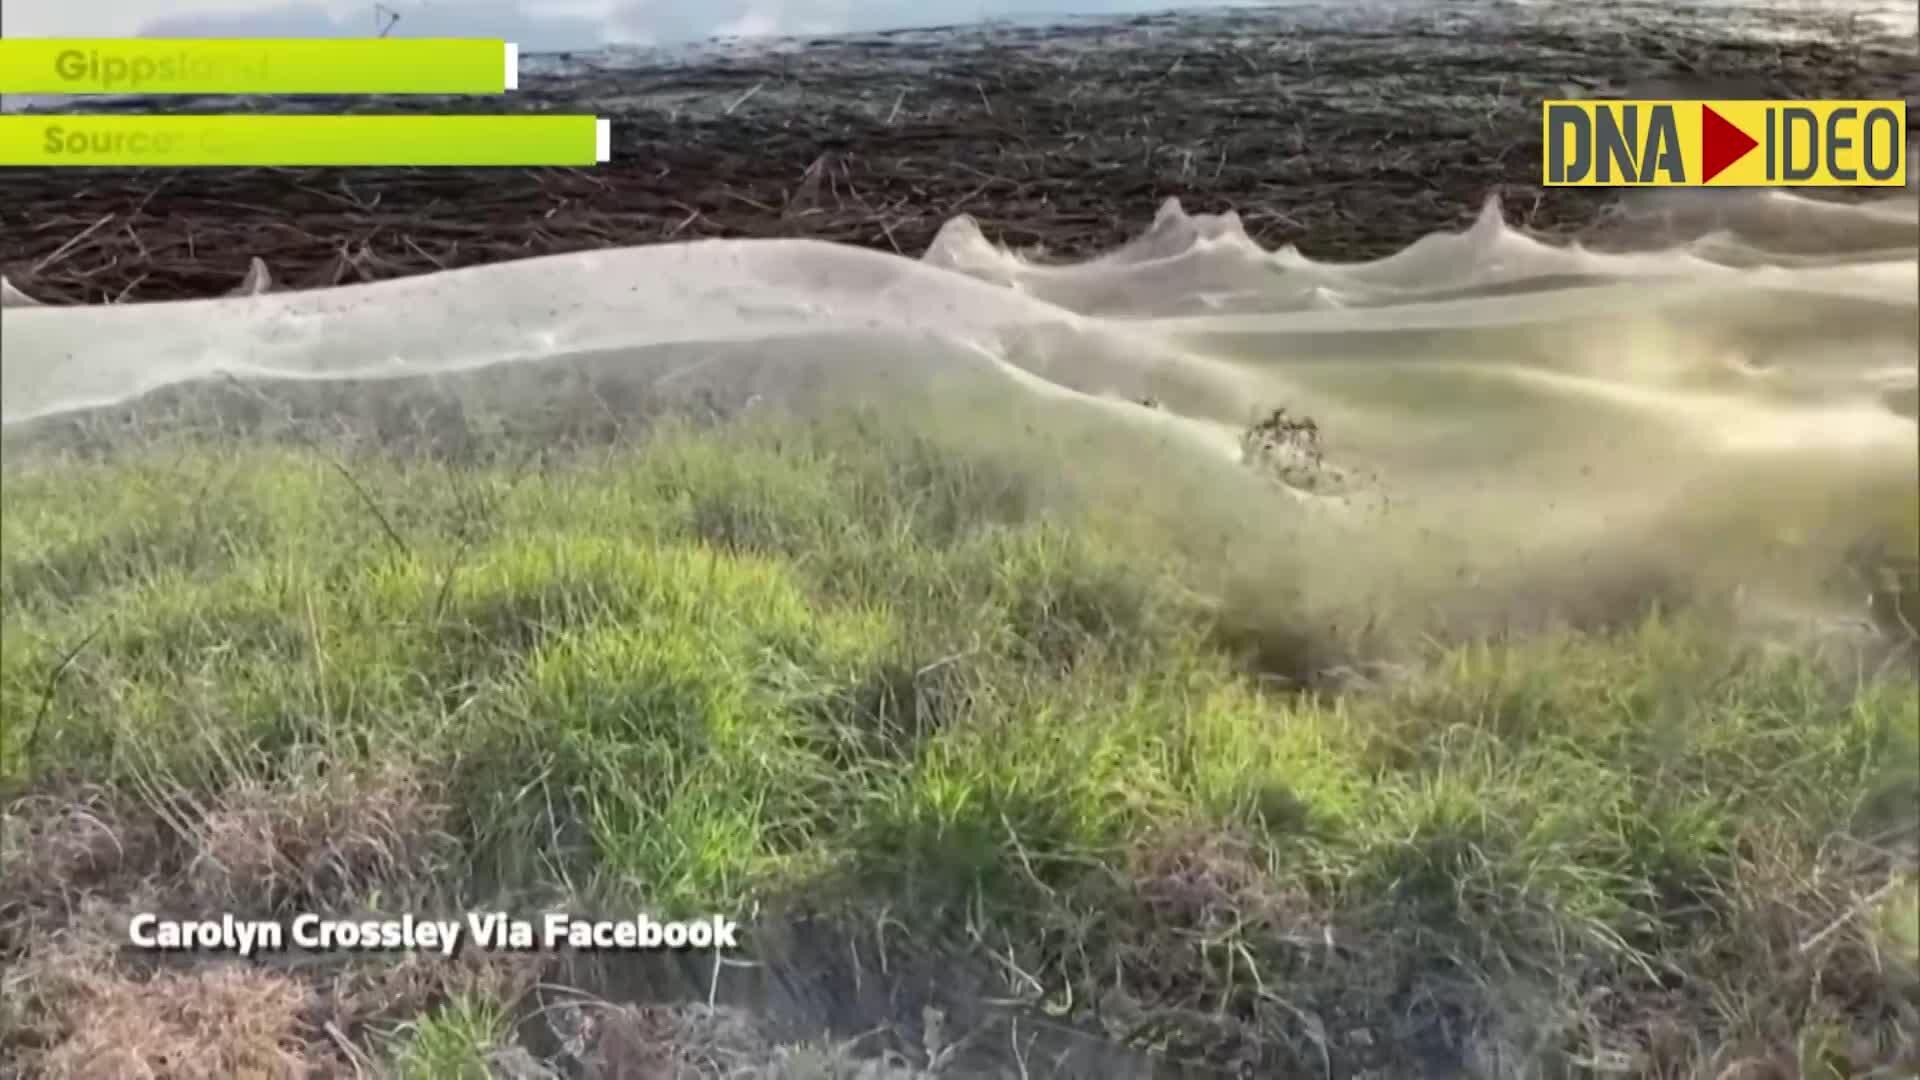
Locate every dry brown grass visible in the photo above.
<box><xmin>176</xmin><ymin>762</ymin><xmax>454</xmax><ymax>914</ymax></box>
<box><xmin>0</xmin><ymin>765</ymin><xmax>495</xmax><ymax>1077</ymax></box>
<box><xmin>2</xmin><ymin>763</ymin><xmax>450</xmax><ymax>924</ymax></box>
<box><xmin>1681</xmin><ymin>840</ymin><xmax>1920</xmax><ymax>1080</ymax></box>
<box><xmin>1126</xmin><ymin>826</ymin><xmax>1314</xmax><ymax>938</ymax></box>
<box><xmin>1</xmin><ymin>906</ymin><xmax>329</xmax><ymax>1080</ymax></box>
<box><xmin>0</xmin><ymin>786</ymin><xmax>164</xmax><ymax>951</ymax></box>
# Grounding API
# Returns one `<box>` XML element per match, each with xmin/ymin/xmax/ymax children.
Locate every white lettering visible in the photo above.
<box><xmin>126</xmin><ymin>914</ymin><xmax>283</xmax><ymax>956</ymax></box>
<box><xmin>469</xmin><ymin>912</ymin><xmax>505</xmax><ymax>947</ymax></box>
<box><xmin>292</xmin><ymin>913</ymin><xmax>322</xmax><ymax>947</ymax></box>
<box><xmin>523</xmin><ymin>913</ymin><xmax>744</xmax><ymax>951</ymax></box>
<box><xmin>468</xmin><ymin>912</ymin><xmax>535</xmax><ymax>950</ymax></box>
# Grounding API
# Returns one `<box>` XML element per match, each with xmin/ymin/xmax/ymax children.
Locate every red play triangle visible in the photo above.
<box><xmin>1701</xmin><ymin>105</ymin><xmax>1757</xmax><ymax>183</ymax></box>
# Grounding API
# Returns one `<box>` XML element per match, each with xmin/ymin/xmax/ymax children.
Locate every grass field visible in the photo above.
<box><xmin>2</xmin><ymin>396</ymin><xmax>1915</xmax><ymax>1079</ymax></box>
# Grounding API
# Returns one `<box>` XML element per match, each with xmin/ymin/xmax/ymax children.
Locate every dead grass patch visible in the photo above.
<box><xmin>176</xmin><ymin>761</ymin><xmax>454</xmax><ymax>914</ymax></box>
<box><xmin>0</xmin><ymin>786</ymin><xmax>164</xmax><ymax>959</ymax></box>
<box><xmin>0</xmin><ymin>765</ymin><xmax>479</xmax><ymax>1076</ymax></box>
<box><xmin>2</xmin><ymin>906</ymin><xmax>330</xmax><ymax>1080</ymax></box>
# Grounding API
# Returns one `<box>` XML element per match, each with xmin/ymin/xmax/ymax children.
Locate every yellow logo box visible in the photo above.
<box><xmin>1541</xmin><ymin>100</ymin><xmax>1906</xmax><ymax>187</ymax></box>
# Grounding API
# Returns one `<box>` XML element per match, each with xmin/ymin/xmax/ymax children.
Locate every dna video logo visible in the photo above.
<box><xmin>1542</xmin><ymin>101</ymin><xmax>1906</xmax><ymax>187</ymax></box>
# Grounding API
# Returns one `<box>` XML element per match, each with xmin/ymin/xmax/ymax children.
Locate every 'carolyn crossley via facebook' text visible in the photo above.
<box><xmin>128</xmin><ymin>912</ymin><xmax>741</xmax><ymax>958</ymax></box>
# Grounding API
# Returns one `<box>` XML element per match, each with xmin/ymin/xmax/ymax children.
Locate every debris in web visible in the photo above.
<box><xmin>1240</xmin><ymin>407</ymin><xmax>1349</xmax><ymax>494</ymax></box>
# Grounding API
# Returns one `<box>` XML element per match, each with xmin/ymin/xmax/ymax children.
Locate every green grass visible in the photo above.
<box><xmin>385</xmin><ymin>994</ymin><xmax>513</xmax><ymax>1080</ymax></box>
<box><xmin>2</xmin><ymin>404</ymin><xmax>1915</xmax><ymax>1077</ymax></box>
